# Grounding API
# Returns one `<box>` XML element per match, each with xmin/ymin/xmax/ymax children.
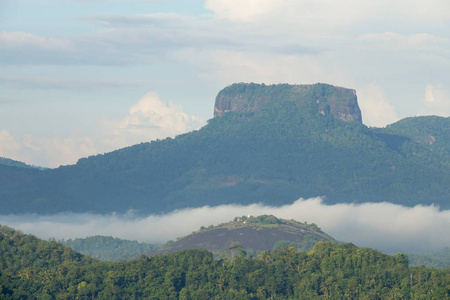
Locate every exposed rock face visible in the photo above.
<box><xmin>147</xmin><ymin>216</ymin><xmax>335</xmax><ymax>257</ymax></box>
<box><xmin>214</xmin><ymin>83</ymin><xmax>362</xmax><ymax>124</ymax></box>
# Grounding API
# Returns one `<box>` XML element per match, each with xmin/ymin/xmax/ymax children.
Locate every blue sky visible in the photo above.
<box><xmin>1</xmin><ymin>0</ymin><xmax>449</xmax><ymax>167</ymax></box>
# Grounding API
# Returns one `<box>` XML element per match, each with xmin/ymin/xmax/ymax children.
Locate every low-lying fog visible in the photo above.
<box><xmin>1</xmin><ymin>197</ymin><xmax>449</xmax><ymax>254</ymax></box>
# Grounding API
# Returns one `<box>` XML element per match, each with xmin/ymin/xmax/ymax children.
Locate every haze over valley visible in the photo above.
<box><xmin>2</xmin><ymin>198</ymin><xmax>450</xmax><ymax>255</ymax></box>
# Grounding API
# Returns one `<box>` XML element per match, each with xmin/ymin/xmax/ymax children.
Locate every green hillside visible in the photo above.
<box><xmin>60</xmin><ymin>236</ymin><xmax>160</xmax><ymax>261</ymax></box>
<box><xmin>1</xmin><ymin>224</ymin><xmax>450</xmax><ymax>299</ymax></box>
<box><xmin>378</xmin><ymin>116</ymin><xmax>450</xmax><ymax>167</ymax></box>
<box><xmin>149</xmin><ymin>215</ymin><xmax>336</xmax><ymax>257</ymax></box>
<box><xmin>0</xmin><ymin>83</ymin><xmax>449</xmax><ymax>214</ymax></box>
<box><xmin>409</xmin><ymin>248</ymin><xmax>450</xmax><ymax>269</ymax></box>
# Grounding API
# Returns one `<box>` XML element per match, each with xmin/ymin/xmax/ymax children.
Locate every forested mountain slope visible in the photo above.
<box><xmin>0</xmin><ymin>157</ymin><xmax>33</xmax><ymax>169</ymax></box>
<box><xmin>1</xmin><ymin>224</ymin><xmax>449</xmax><ymax>299</ymax></box>
<box><xmin>378</xmin><ymin>116</ymin><xmax>450</xmax><ymax>167</ymax></box>
<box><xmin>0</xmin><ymin>83</ymin><xmax>449</xmax><ymax>214</ymax></box>
<box><xmin>409</xmin><ymin>247</ymin><xmax>450</xmax><ymax>269</ymax></box>
<box><xmin>60</xmin><ymin>236</ymin><xmax>160</xmax><ymax>261</ymax></box>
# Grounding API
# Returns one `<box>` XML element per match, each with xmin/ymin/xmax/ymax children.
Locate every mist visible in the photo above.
<box><xmin>1</xmin><ymin>197</ymin><xmax>449</xmax><ymax>254</ymax></box>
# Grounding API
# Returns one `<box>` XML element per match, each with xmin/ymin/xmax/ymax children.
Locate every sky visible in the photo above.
<box><xmin>1</xmin><ymin>197</ymin><xmax>449</xmax><ymax>254</ymax></box>
<box><xmin>1</xmin><ymin>0</ymin><xmax>450</xmax><ymax>167</ymax></box>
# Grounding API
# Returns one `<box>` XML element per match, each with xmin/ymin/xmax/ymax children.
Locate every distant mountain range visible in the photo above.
<box><xmin>1</xmin><ymin>83</ymin><xmax>449</xmax><ymax>214</ymax></box>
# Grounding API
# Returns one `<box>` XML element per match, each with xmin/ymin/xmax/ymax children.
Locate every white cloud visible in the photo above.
<box><xmin>126</xmin><ymin>92</ymin><xmax>201</xmax><ymax>133</ymax></box>
<box><xmin>1</xmin><ymin>1</ymin><xmax>449</xmax><ymax>68</ymax></box>
<box><xmin>0</xmin><ymin>92</ymin><xmax>204</xmax><ymax>167</ymax></box>
<box><xmin>98</xmin><ymin>92</ymin><xmax>204</xmax><ymax>150</ymax></box>
<box><xmin>0</xmin><ymin>130</ymin><xmax>23</xmax><ymax>159</ymax></box>
<box><xmin>205</xmin><ymin>0</ymin><xmax>361</xmax><ymax>27</ymax></box>
<box><xmin>0</xmin><ymin>15</ymin><xmax>234</xmax><ymax>66</ymax></box>
<box><xmin>205</xmin><ymin>0</ymin><xmax>284</xmax><ymax>22</ymax></box>
<box><xmin>0</xmin><ymin>132</ymin><xmax>98</xmax><ymax>167</ymax></box>
<box><xmin>205</xmin><ymin>0</ymin><xmax>450</xmax><ymax>29</ymax></box>
<box><xmin>424</xmin><ymin>85</ymin><xmax>436</xmax><ymax>103</ymax></box>
<box><xmin>360</xmin><ymin>32</ymin><xmax>445</xmax><ymax>50</ymax></box>
<box><xmin>419</xmin><ymin>85</ymin><xmax>450</xmax><ymax>117</ymax></box>
<box><xmin>211</xmin><ymin>50</ymin><xmax>347</xmax><ymax>88</ymax></box>
<box><xmin>0</xmin><ymin>75</ymin><xmax>139</xmax><ymax>90</ymax></box>
<box><xmin>357</xmin><ymin>83</ymin><xmax>399</xmax><ymax>127</ymax></box>
<box><xmin>29</xmin><ymin>135</ymin><xmax>98</xmax><ymax>167</ymax></box>
<box><xmin>0</xmin><ymin>31</ymin><xmax>72</xmax><ymax>51</ymax></box>
<box><xmin>1</xmin><ymin>198</ymin><xmax>449</xmax><ymax>254</ymax></box>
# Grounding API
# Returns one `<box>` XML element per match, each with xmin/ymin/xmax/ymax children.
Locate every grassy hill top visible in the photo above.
<box><xmin>148</xmin><ymin>215</ymin><xmax>336</xmax><ymax>257</ymax></box>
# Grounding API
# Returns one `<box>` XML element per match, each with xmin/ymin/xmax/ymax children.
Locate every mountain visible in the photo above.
<box><xmin>148</xmin><ymin>215</ymin><xmax>336</xmax><ymax>257</ymax></box>
<box><xmin>214</xmin><ymin>83</ymin><xmax>362</xmax><ymax>123</ymax></box>
<box><xmin>0</xmin><ymin>157</ymin><xmax>32</xmax><ymax>168</ymax></box>
<box><xmin>60</xmin><ymin>236</ymin><xmax>161</xmax><ymax>261</ymax></box>
<box><xmin>408</xmin><ymin>247</ymin><xmax>450</xmax><ymax>269</ymax></box>
<box><xmin>0</xmin><ymin>157</ymin><xmax>47</xmax><ymax>170</ymax></box>
<box><xmin>0</xmin><ymin>83</ymin><xmax>449</xmax><ymax>214</ymax></box>
<box><xmin>1</xmin><ymin>224</ymin><xmax>449</xmax><ymax>299</ymax></box>
<box><xmin>378</xmin><ymin>116</ymin><xmax>450</xmax><ymax>167</ymax></box>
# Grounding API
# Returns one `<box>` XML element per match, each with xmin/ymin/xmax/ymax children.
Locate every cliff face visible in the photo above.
<box><xmin>214</xmin><ymin>83</ymin><xmax>362</xmax><ymax>124</ymax></box>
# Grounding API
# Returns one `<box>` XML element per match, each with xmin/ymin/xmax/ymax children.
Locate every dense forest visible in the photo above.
<box><xmin>0</xmin><ymin>83</ymin><xmax>449</xmax><ymax>214</ymax></box>
<box><xmin>1</xmin><ymin>225</ymin><xmax>450</xmax><ymax>299</ymax></box>
<box><xmin>58</xmin><ymin>234</ymin><xmax>450</xmax><ymax>268</ymax></box>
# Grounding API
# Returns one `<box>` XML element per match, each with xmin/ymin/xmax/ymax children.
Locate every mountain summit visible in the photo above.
<box><xmin>0</xmin><ymin>83</ymin><xmax>449</xmax><ymax>214</ymax></box>
<box><xmin>148</xmin><ymin>215</ymin><xmax>336</xmax><ymax>257</ymax></box>
<box><xmin>214</xmin><ymin>83</ymin><xmax>362</xmax><ymax>123</ymax></box>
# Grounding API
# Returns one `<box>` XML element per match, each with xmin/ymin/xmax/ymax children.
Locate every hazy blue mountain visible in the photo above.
<box><xmin>0</xmin><ymin>156</ymin><xmax>47</xmax><ymax>170</ymax></box>
<box><xmin>60</xmin><ymin>236</ymin><xmax>160</xmax><ymax>261</ymax></box>
<box><xmin>408</xmin><ymin>247</ymin><xmax>450</xmax><ymax>269</ymax></box>
<box><xmin>377</xmin><ymin>116</ymin><xmax>450</xmax><ymax>167</ymax></box>
<box><xmin>0</xmin><ymin>83</ymin><xmax>449</xmax><ymax>214</ymax></box>
<box><xmin>0</xmin><ymin>157</ymin><xmax>31</xmax><ymax>168</ymax></box>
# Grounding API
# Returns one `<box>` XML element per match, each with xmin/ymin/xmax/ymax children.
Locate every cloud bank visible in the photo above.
<box><xmin>1</xmin><ymin>198</ymin><xmax>449</xmax><ymax>254</ymax></box>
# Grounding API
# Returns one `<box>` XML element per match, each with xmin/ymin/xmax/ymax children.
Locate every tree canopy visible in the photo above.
<box><xmin>1</xmin><ymin>224</ymin><xmax>450</xmax><ymax>299</ymax></box>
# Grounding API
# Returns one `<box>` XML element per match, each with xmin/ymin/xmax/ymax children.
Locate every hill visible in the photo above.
<box><xmin>148</xmin><ymin>215</ymin><xmax>336</xmax><ymax>257</ymax></box>
<box><xmin>0</xmin><ymin>157</ymin><xmax>32</xmax><ymax>169</ymax></box>
<box><xmin>60</xmin><ymin>236</ymin><xmax>161</xmax><ymax>261</ymax></box>
<box><xmin>378</xmin><ymin>116</ymin><xmax>450</xmax><ymax>167</ymax></box>
<box><xmin>1</xmin><ymin>224</ymin><xmax>449</xmax><ymax>299</ymax></box>
<box><xmin>0</xmin><ymin>83</ymin><xmax>449</xmax><ymax>214</ymax></box>
<box><xmin>409</xmin><ymin>247</ymin><xmax>450</xmax><ymax>269</ymax></box>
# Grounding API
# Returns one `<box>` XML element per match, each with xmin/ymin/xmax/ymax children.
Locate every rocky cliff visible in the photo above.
<box><xmin>214</xmin><ymin>83</ymin><xmax>362</xmax><ymax>123</ymax></box>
